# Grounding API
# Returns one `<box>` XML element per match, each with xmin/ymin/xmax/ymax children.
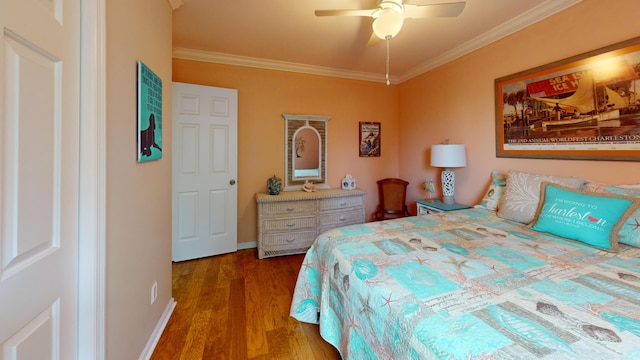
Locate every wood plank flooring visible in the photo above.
<box><xmin>150</xmin><ymin>249</ymin><xmax>341</xmax><ymax>360</ymax></box>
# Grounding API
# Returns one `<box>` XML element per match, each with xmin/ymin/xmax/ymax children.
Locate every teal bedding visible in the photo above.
<box><xmin>289</xmin><ymin>208</ymin><xmax>640</xmax><ymax>359</ymax></box>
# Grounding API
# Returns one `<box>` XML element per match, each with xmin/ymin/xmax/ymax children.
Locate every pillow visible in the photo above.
<box><xmin>583</xmin><ymin>181</ymin><xmax>640</xmax><ymax>193</ymax></box>
<box><xmin>583</xmin><ymin>181</ymin><xmax>608</xmax><ymax>193</ymax></box>
<box><xmin>497</xmin><ymin>170</ymin><xmax>585</xmax><ymax>224</ymax></box>
<box><xmin>580</xmin><ymin>184</ymin><xmax>640</xmax><ymax>247</ymax></box>
<box><xmin>599</xmin><ymin>186</ymin><xmax>640</xmax><ymax>248</ymax></box>
<box><xmin>529</xmin><ymin>183</ymin><xmax>639</xmax><ymax>252</ymax></box>
<box><xmin>603</xmin><ymin>185</ymin><xmax>640</xmax><ymax>197</ymax></box>
<box><xmin>474</xmin><ymin>171</ymin><xmax>507</xmax><ymax>211</ymax></box>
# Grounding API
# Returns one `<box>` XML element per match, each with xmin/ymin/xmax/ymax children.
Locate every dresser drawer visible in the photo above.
<box><xmin>262</xmin><ymin>200</ymin><xmax>316</xmax><ymax>216</ymax></box>
<box><xmin>263</xmin><ymin>216</ymin><xmax>316</xmax><ymax>232</ymax></box>
<box><xmin>319</xmin><ymin>207</ymin><xmax>364</xmax><ymax>227</ymax></box>
<box><xmin>261</xmin><ymin>230</ymin><xmax>317</xmax><ymax>248</ymax></box>
<box><xmin>256</xmin><ymin>189</ymin><xmax>366</xmax><ymax>259</ymax></box>
<box><xmin>319</xmin><ymin>196</ymin><xmax>363</xmax><ymax>211</ymax></box>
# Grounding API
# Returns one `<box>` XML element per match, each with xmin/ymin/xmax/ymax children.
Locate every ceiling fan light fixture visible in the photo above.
<box><xmin>372</xmin><ymin>8</ymin><xmax>404</xmax><ymax>39</ymax></box>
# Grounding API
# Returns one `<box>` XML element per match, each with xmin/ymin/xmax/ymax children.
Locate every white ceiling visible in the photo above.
<box><xmin>172</xmin><ymin>0</ymin><xmax>582</xmax><ymax>84</ymax></box>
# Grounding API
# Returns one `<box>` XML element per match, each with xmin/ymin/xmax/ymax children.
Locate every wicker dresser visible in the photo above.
<box><xmin>255</xmin><ymin>188</ymin><xmax>366</xmax><ymax>259</ymax></box>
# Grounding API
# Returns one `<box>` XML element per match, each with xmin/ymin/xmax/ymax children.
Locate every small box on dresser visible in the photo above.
<box><xmin>256</xmin><ymin>189</ymin><xmax>366</xmax><ymax>259</ymax></box>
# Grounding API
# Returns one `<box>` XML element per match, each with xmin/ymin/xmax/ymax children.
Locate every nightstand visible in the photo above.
<box><xmin>416</xmin><ymin>199</ymin><xmax>470</xmax><ymax>215</ymax></box>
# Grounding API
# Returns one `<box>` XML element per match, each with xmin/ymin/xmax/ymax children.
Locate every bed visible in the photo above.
<box><xmin>289</xmin><ymin>170</ymin><xmax>640</xmax><ymax>359</ymax></box>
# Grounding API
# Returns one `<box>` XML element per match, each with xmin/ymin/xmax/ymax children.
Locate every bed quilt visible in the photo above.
<box><xmin>289</xmin><ymin>208</ymin><xmax>640</xmax><ymax>359</ymax></box>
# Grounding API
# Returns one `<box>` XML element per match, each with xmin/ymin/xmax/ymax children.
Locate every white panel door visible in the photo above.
<box><xmin>172</xmin><ymin>82</ymin><xmax>238</xmax><ymax>262</ymax></box>
<box><xmin>0</xmin><ymin>0</ymin><xmax>80</xmax><ymax>359</ymax></box>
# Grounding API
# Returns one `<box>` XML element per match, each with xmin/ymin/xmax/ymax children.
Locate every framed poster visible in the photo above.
<box><xmin>359</xmin><ymin>122</ymin><xmax>381</xmax><ymax>157</ymax></box>
<box><xmin>137</xmin><ymin>61</ymin><xmax>163</xmax><ymax>162</ymax></box>
<box><xmin>495</xmin><ymin>36</ymin><xmax>640</xmax><ymax>161</ymax></box>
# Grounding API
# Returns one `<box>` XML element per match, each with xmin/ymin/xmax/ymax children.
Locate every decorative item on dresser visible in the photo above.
<box><xmin>255</xmin><ymin>189</ymin><xmax>366</xmax><ymax>259</ymax></box>
<box><xmin>341</xmin><ymin>174</ymin><xmax>356</xmax><ymax>190</ymax></box>
<box><xmin>267</xmin><ymin>174</ymin><xmax>282</xmax><ymax>195</ymax></box>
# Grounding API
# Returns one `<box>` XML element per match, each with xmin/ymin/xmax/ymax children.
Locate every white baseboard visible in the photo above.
<box><xmin>138</xmin><ymin>297</ymin><xmax>177</xmax><ymax>360</ymax></box>
<box><xmin>237</xmin><ymin>241</ymin><xmax>257</xmax><ymax>250</ymax></box>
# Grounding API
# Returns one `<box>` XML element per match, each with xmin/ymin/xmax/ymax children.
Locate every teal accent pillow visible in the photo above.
<box><xmin>529</xmin><ymin>183</ymin><xmax>639</xmax><ymax>252</ymax></box>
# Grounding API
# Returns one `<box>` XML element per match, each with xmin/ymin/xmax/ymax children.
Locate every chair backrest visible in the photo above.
<box><xmin>375</xmin><ymin>178</ymin><xmax>409</xmax><ymax>220</ymax></box>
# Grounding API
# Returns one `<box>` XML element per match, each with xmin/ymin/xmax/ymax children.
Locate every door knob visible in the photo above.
<box><xmin>229</xmin><ymin>179</ymin><xmax>236</xmax><ymax>185</ymax></box>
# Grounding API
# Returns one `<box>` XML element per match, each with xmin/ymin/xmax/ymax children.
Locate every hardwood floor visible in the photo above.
<box><xmin>150</xmin><ymin>249</ymin><xmax>341</xmax><ymax>360</ymax></box>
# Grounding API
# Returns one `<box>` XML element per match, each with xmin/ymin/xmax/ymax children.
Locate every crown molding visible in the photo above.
<box><xmin>173</xmin><ymin>48</ymin><xmax>398</xmax><ymax>84</ymax></box>
<box><xmin>173</xmin><ymin>0</ymin><xmax>581</xmax><ymax>85</ymax></box>
<box><xmin>398</xmin><ymin>0</ymin><xmax>582</xmax><ymax>82</ymax></box>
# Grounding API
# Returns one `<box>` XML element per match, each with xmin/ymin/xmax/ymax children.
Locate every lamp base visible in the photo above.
<box><xmin>440</xmin><ymin>168</ymin><xmax>456</xmax><ymax>205</ymax></box>
<box><xmin>442</xmin><ymin>195</ymin><xmax>455</xmax><ymax>205</ymax></box>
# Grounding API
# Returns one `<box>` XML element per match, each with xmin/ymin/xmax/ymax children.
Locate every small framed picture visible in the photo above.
<box><xmin>359</xmin><ymin>122</ymin><xmax>380</xmax><ymax>157</ymax></box>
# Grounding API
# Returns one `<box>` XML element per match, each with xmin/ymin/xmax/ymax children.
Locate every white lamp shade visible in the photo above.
<box><xmin>372</xmin><ymin>8</ymin><xmax>404</xmax><ymax>39</ymax></box>
<box><xmin>430</xmin><ymin>144</ymin><xmax>467</xmax><ymax>168</ymax></box>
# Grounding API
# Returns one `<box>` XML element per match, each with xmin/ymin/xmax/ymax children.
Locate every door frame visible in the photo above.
<box><xmin>78</xmin><ymin>0</ymin><xmax>106</xmax><ymax>358</ymax></box>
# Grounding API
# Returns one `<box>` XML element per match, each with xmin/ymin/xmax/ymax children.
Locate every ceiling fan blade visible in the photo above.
<box><xmin>403</xmin><ymin>2</ymin><xmax>466</xmax><ymax>19</ymax></box>
<box><xmin>314</xmin><ymin>9</ymin><xmax>377</xmax><ymax>17</ymax></box>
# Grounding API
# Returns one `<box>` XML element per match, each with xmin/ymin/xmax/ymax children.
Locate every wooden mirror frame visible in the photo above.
<box><xmin>283</xmin><ymin>113</ymin><xmax>330</xmax><ymax>191</ymax></box>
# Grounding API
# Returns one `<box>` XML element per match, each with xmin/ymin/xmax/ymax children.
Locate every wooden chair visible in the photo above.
<box><xmin>373</xmin><ymin>178</ymin><xmax>410</xmax><ymax>221</ymax></box>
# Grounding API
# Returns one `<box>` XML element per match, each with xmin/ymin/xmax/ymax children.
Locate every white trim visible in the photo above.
<box><xmin>138</xmin><ymin>298</ymin><xmax>177</xmax><ymax>360</ymax></box>
<box><xmin>237</xmin><ymin>241</ymin><xmax>257</xmax><ymax>250</ymax></box>
<box><xmin>78</xmin><ymin>0</ymin><xmax>107</xmax><ymax>358</ymax></box>
<box><xmin>172</xmin><ymin>0</ymin><xmax>582</xmax><ymax>84</ymax></box>
<box><xmin>172</xmin><ymin>48</ymin><xmax>396</xmax><ymax>84</ymax></box>
<box><xmin>398</xmin><ymin>0</ymin><xmax>583</xmax><ymax>82</ymax></box>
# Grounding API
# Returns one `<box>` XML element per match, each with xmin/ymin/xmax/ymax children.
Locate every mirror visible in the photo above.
<box><xmin>283</xmin><ymin>113</ymin><xmax>330</xmax><ymax>191</ymax></box>
<box><xmin>294</xmin><ymin>127</ymin><xmax>320</xmax><ymax>177</ymax></box>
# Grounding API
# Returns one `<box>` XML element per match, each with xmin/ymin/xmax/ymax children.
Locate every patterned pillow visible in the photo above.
<box><xmin>497</xmin><ymin>170</ymin><xmax>585</xmax><ymax>224</ymax></box>
<box><xmin>529</xmin><ymin>183</ymin><xmax>639</xmax><ymax>252</ymax></box>
<box><xmin>474</xmin><ymin>171</ymin><xmax>507</xmax><ymax>211</ymax></box>
<box><xmin>584</xmin><ymin>181</ymin><xmax>640</xmax><ymax>193</ymax></box>
<box><xmin>599</xmin><ymin>186</ymin><xmax>640</xmax><ymax>247</ymax></box>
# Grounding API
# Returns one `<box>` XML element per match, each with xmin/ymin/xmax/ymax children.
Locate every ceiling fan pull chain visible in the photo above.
<box><xmin>385</xmin><ymin>35</ymin><xmax>391</xmax><ymax>86</ymax></box>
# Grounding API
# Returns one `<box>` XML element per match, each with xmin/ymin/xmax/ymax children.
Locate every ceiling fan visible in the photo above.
<box><xmin>315</xmin><ymin>1</ymin><xmax>466</xmax><ymax>40</ymax></box>
<box><xmin>315</xmin><ymin>1</ymin><xmax>466</xmax><ymax>84</ymax></box>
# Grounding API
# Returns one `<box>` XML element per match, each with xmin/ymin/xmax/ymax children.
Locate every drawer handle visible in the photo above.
<box><xmin>286</xmin><ymin>207</ymin><xmax>295</xmax><ymax>212</ymax></box>
<box><xmin>286</xmin><ymin>223</ymin><xmax>295</xmax><ymax>227</ymax></box>
<box><xmin>339</xmin><ymin>202</ymin><xmax>347</xmax><ymax>207</ymax></box>
<box><xmin>286</xmin><ymin>238</ymin><xmax>295</xmax><ymax>243</ymax></box>
<box><xmin>339</xmin><ymin>216</ymin><xmax>347</xmax><ymax>221</ymax></box>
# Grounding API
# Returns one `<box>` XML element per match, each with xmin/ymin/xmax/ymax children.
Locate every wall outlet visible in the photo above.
<box><xmin>151</xmin><ymin>281</ymin><xmax>158</xmax><ymax>304</ymax></box>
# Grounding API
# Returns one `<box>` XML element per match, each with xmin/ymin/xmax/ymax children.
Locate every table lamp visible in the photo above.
<box><xmin>430</xmin><ymin>141</ymin><xmax>467</xmax><ymax>204</ymax></box>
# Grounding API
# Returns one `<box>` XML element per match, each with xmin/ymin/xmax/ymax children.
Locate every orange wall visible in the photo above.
<box><xmin>398</xmin><ymin>0</ymin><xmax>640</xmax><ymax>207</ymax></box>
<box><xmin>173</xmin><ymin>61</ymin><xmax>399</xmax><ymax>244</ymax></box>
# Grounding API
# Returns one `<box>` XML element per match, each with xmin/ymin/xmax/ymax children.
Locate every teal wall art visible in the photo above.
<box><xmin>137</xmin><ymin>61</ymin><xmax>163</xmax><ymax>162</ymax></box>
